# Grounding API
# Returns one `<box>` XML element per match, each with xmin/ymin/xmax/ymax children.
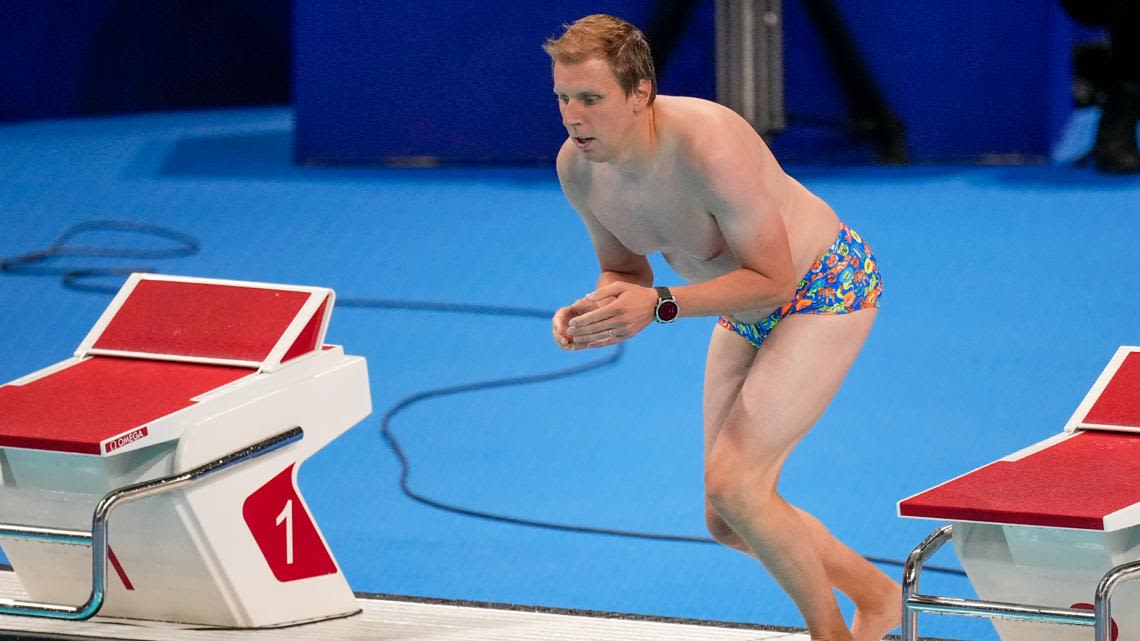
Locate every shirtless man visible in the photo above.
<box><xmin>544</xmin><ymin>15</ymin><xmax>899</xmax><ymax>641</ymax></box>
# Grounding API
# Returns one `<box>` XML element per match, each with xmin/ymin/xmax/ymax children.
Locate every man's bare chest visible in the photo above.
<box><xmin>587</xmin><ymin>185</ymin><xmax>725</xmax><ymax>260</ymax></box>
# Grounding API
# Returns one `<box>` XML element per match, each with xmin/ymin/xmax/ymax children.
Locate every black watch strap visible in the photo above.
<box><xmin>654</xmin><ymin>286</ymin><xmax>679</xmax><ymax>323</ymax></box>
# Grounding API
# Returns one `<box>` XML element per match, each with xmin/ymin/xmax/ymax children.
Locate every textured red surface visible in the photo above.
<box><xmin>93</xmin><ymin>280</ymin><xmax>312</xmax><ymax>362</ymax></box>
<box><xmin>899</xmin><ymin>431</ymin><xmax>1140</xmax><ymax>529</ymax></box>
<box><xmin>1083</xmin><ymin>353</ymin><xmax>1140</xmax><ymax>429</ymax></box>
<box><xmin>0</xmin><ymin>357</ymin><xmax>252</xmax><ymax>454</ymax></box>
<box><xmin>282</xmin><ymin>296</ymin><xmax>328</xmax><ymax>363</ymax></box>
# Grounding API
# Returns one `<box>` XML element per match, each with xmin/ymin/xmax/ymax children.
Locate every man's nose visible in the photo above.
<box><xmin>562</xmin><ymin>102</ymin><xmax>582</xmax><ymax>127</ymax></box>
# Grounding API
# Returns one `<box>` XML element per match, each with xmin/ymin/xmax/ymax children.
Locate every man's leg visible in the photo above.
<box><xmin>702</xmin><ymin>323</ymin><xmax>755</xmax><ymax>548</ymax></box>
<box><xmin>790</xmin><ymin>505</ymin><xmax>901</xmax><ymax>641</ymax></box>
<box><xmin>702</xmin><ymin>310</ymin><xmax>898</xmax><ymax>641</ymax></box>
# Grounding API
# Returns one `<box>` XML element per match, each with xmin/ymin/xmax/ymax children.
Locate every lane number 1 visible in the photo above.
<box><xmin>244</xmin><ymin>464</ymin><xmax>337</xmax><ymax>581</ymax></box>
<box><xmin>275</xmin><ymin>499</ymin><xmax>294</xmax><ymax>565</ymax></box>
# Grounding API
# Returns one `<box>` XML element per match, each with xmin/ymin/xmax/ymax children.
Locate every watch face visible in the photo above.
<box><xmin>657</xmin><ymin>300</ymin><xmax>679</xmax><ymax>322</ymax></box>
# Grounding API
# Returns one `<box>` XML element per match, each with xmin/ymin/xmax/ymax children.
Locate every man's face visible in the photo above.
<box><xmin>552</xmin><ymin>58</ymin><xmax>645</xmax><ymax>163</ymax></box>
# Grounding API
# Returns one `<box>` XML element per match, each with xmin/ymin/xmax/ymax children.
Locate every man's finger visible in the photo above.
<box><xmin>572</xmin><ymin>325</ymin><xmax>621</xmax><ymax>344</ymax></box>
<box><xmin>551</xmin><ymin>307</ymin><xmax>570</xmax><ymax>328</ymax></box>
<box><xmin>568</xmin><ymin>306</ymin><xmax>617</xmax><ymax>333</ymax></box>
<box><xmin>586</xmin><ymin>282</ymin><xmax>626</xmax><ymax>301</ymax></box>
<box><xmin>584</xmin><ymin>330</ymin><xmax>624</xmax><ymax>348</ymax></box>
<box><xmin>568</xmin><ymin>296</ymin><xmax>604</xmax><ymax>315</ymax></box>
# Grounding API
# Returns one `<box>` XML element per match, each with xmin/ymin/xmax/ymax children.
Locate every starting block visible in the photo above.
<box><xmin>898</xmin><ymin>346</ymin><xmax>1140</xmax><ymax>641</ymax></box>
<box><xmin>0</xmin><ymin>274</ymin><xmax>371</xmax><ymax>627</ymax></box>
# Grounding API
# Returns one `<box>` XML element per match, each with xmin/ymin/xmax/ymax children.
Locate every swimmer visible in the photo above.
<box><xmin>545</xmin><ymin>15</ymin><xmax>898</xmax><ymax>641</ymax></box>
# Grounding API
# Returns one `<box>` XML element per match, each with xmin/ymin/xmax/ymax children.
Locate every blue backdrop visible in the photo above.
<box><xmin>1</xmin><ymin>0</ymin><xmax>1088</xmax><ymax>162</ymax></box>
<box><xmin>293</xmin><ymin>0</ymin><xmax>1080</xmax><ymax>163</ymax></box>
<box><xmin>0</xmin><ymin>0</ymin><xmax>289</xmax><ymax>121</ymax></box>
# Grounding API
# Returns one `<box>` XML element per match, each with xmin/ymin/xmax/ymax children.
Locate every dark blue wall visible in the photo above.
<box><xmin>293</xmin><ymin>0</ymin><xmax>1081</xmax><ymax>163</ymax></box>
<box><xmin>776</xmin><ymin>0</ymin><xmax>1076</xmax><ymax>161</ymax></box>
<box><xmin>0</xmin><ymin>0</ymin><xmax>290</xmax><ymax>122</ymax></box>
<box><xmin>292</xmin><ymin>1</ymin><xmax>648</xmax><ymax>165</ymax></box>
<box><xmin>0</xmin><ymin>1</ymin><xmax>1086</xmax><ymax>161</ymax></box>
<box><xmin>776</xmin><ymin>0</ymin><xmax>1080</xmax><ymax>160</ymax></box>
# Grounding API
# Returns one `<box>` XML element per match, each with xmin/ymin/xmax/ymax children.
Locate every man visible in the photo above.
<box><xmin>545</xmin><ymin>15</ymin><xmax>897</xmax><ymax>641</ymax></box>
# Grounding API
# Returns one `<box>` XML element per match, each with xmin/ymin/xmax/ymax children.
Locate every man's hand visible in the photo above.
<box><xmin>552</xmin><ymin>296</ymin><xmax>610</xmax><ymax>350</ymax></box>
<box><xmin>564</xmin><ymin>282</ymin><xmax>658</xmax><ymax>348</ymax></box>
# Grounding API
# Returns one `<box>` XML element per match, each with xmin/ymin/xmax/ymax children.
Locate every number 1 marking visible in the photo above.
<box><xmin>275</xmin><ymin>499</ymin><xmax>294</xmax><ymax>565</ymax></box>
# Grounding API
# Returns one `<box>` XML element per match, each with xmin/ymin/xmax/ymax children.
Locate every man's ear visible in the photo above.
<box><xmin>631</xmin><ymin>78</ymin><xmax>652</xmax><ymax>111</ymax></box>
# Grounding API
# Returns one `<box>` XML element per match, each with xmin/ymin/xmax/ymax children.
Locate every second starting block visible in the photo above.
<box><xmin>899</xmin><ymin>346</ymin><xmax>1140</xmax><ymax>641</ymax></box>
<box><xmin>0</xmin><ymin>274</ymin><xmax>372</xmax><ymax>627</ymax></box>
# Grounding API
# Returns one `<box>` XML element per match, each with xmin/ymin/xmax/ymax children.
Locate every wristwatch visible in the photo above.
<box><xmin>654</xmin><ymin>286</ymin><xmax>679</xmax><ymax>323</ymax></box>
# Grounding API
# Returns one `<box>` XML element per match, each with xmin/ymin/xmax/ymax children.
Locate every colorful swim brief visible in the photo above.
<box><xmin>718</xmin><ymin>223</ymin><xmax>882</xmax><ymax>349</ymax></box>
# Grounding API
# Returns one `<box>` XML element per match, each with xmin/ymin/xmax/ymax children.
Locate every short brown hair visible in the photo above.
<box><xmin>543</xmin><ymin>14</ymin><xmax>657</xmax><ymax>104</ymax></box>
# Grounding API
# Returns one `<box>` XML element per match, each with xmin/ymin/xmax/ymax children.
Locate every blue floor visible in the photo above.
<box><xmin>2</xmin><ymin>108</ymin><xmax>1139</xmax><ymax>640</ymax></box>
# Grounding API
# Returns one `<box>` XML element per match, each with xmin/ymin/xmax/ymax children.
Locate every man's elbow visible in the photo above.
<box><xmin>628</xmin><ymin>270</ymin><xmax>656</xmax><ymax>288</ymax></box>
<box><xmin>750</xmin><ymin>268</ymin><xmax>796</xmax><ymax>305</ymax></box>
<box><xmin>776</xmin><ymin>272</ymin><xmax>798</xmax><ymax>302</ymax></box>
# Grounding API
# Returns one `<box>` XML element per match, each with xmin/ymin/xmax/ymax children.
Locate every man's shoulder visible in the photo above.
<box><xmin>659</xmin><ymin>96</ymin><xmax>767</xmax><ymax>175</ymax></box>
<box><xmin>658</xmin><ymin>96</ymin><xmax>739</xmax><ymax>137</ymax></box>
<box><xmin>660</xmin><ymin>97</ymin><xmax>747</xmax><ymax>151</ymax></box>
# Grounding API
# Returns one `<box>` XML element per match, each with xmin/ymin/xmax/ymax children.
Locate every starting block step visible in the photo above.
<box><xmin>0</xmin><ymin>569</ymin><xmax>818</xmax><ymax>641</ymax></box>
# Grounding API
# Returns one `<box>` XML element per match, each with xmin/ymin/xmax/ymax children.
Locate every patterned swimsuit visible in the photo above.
<box><xmin>717</xmin><ymin>223</ymin><xmax>882</xmax><ymax>348</ymax></box>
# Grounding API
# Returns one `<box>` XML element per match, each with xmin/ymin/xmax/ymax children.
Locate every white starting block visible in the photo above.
<box><xmin>898</xmin><ymin>346</ymin><xmax>1140</xmax><ymax>641</ymax></box>
<box><xmin>0</xmin><ymin>274</ymin><xmax>371</xmax><ymax>627</ymax></box>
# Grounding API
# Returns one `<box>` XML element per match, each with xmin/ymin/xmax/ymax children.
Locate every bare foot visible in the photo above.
<box><xmin>850</xmin><ymin>580</ymin><xmax>902</xmax><ymax>641</ymax></box>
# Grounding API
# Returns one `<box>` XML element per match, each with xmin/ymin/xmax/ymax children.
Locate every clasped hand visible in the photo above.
<box><xmin>550</xmin><ymin>282</ymin><xmax>657</xmax><ymax>350</ymax></box>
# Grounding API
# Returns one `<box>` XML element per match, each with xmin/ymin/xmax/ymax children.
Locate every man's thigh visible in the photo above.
<box><xmin>703</xmin><ymin>323</ymin><xmax>757</xmax><ymax>459</ymax></box>
<box><xmin>709</xmin><ymin>309</ymin><xmax>878</xmax><ymax>475</ymax></box>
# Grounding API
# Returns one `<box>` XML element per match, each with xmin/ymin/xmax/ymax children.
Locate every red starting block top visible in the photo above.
<box><xmin>899</xmin><ymin>430</ymin><xmax>1140</xmax><ymax>530</ymax></box>
<box><xmin>901</xmin><ymin>347</ymin><xmax>1140</xmax><ymax>531</ymax></box>
<box><xmin>0</xmin><ymin>274</ymin><xmax>338</xmax><ymax>455</ymax></box>
<box><xmin>0</xmin><ymin>357</ymin><xmax>252</xmax><ymax>455</ymax></box>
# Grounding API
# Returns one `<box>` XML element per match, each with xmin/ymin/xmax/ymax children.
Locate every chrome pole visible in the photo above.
<box><xmin>0</xmin><ymin>525</ymin><xmax>91</xmax><ymax>546</ymax></box>
<box><xmin>716</xmin><ymin>0</ymin><xmax>785</xmax><ymax>135</ymax></box>
<box><xmin>907</xmin><ymin>594</ymin><xmax>1095</xmax><ymax>626</ymax></box>
<box><xmin>901</xmin><ymin>524</ymin><xmax>953</xmax><ymax>641</ymax></box>
<box><xmin>1095</xmin><ymin>559</ymin><xmax>1140</xmax><ymax>641</ymax></box>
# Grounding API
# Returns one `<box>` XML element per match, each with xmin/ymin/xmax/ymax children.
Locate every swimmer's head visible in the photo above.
<box><xmin>543</xmin><ymin>14</ymin><xmax>656</xmax><ymax>105</ymax></box>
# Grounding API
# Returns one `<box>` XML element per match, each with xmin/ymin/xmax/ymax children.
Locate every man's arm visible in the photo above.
<box><xmin>555</xmin><ymin>142</ymin><xmax>653</xmax><ymax>288</ymax></box>
<box><xmin>552</xmin><ymin>143</ymin><xmax>652</xmax><ymax>349</ymax></box>
<box><xmin>668</xmin><ymin>124</ymin><xmax>799</xmax><ymax>318</ymax></box>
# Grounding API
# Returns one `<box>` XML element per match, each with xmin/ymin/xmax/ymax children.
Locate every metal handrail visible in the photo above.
<box><xmin>1095</xmin><ymin>559</ymin><xmax>1140</xmax><ymax>641</ymax></box>
<box><xmin>0</xmin><ymin>525</ymin><xmax>90</xmax><ymax>546</ymax></box>
<box><xmin>0</xmin><ymin>426</ymin><xmax>303</xmax><ymax>620</ymax></box>
<box><xmin>902</xmin><ymin>523</ymin><xmax>1140</xmax><ymax>641</ymax></box>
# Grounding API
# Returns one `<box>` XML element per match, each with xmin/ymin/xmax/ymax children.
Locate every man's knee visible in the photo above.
<box><xmin>704</xmin><ymin>503</ymin><xmax>742</xmax><ymax>546</ymax></box>
<box><xmin>704</xmin><ymin>452</ymin><xmax>778</xmax><ymax>520</ymax></box>
<box><xmin>703</xmin><ymin>461</ymin><xmax>736</xmax><ymax>513</ymax></box>
<box><xmin>706</xmin><ymin>435</ymin><xmax>779</xmax><ymax>501</ymax></box>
